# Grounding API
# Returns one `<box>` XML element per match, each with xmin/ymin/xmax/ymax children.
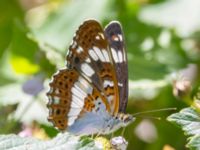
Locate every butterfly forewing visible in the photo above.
<box><xmin>104</xmin><ymin>22</ymin><xmax>128</xmax><ymax>113</ymax></box>
<box><xmin>66</xmin><ymin>20</ymin><xmax>120</xmax><ymax>115</ymax></box>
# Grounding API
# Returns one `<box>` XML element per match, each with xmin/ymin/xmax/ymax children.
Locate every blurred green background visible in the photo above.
<box><xmin>1</xmin><ymin>0</ymin><xmax>200</xmax><ymax>149</ymax></box>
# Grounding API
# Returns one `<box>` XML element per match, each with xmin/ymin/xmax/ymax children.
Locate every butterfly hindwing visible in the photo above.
<box><xmin>47</xmin><ymin>69</ymin><xmax>111</xmax><ymax>131</ymax></box>
<box><xmin>104</xmin><ymin>21</ymin><xmax>128</xmax><ymax>113</ymax></box>
<box><xmin>47</xmin><ymin>69</ymin><xmax>78</xmax><ymax>130</ymax></box>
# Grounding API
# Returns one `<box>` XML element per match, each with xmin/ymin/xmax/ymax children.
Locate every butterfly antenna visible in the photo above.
<box><xmin>132</xmin><ymin>107</ymin><xmax>177</xmax><ymax>117</ymax></box>
<box><xmin>135</xmin><ymin>116</ymin><xmax>161</xmax><ymax>120</ymax></box>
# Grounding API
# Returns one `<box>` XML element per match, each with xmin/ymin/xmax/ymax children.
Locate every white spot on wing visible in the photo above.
<box><xmin>107</xmin><ymin>95</ymin><xmax>114</xmax><ymax>104</ymax></box>
<box><xmin>111</xmin><ymin>48</ymin><xmax>119</xmax><ymax>63</ymax></box>
<box><xmin>67</xmin><ymin>50</ymin><xmax>72</xmax><ymax>57</ymax></box>
<box><xmin>55</xmin><ymin>89</ymin><xmax>59</xmax><ymax>94</ymax></box>
<box><xmin>95</xmin><ymin>35</ymin><xmax>100</xmax><ymax>40</ymax></box>
<box><xmin>53</xmin><ymin>96</ymin><xmax>60</xmax><ymax>104</ymax></box>
<box><xmin>86</xmin><ymin>86</ymin><xmax>93</xmax><ymax>95</ymax></box>
<box><xmin>71</xmin><ymin>95</ymin><xmax>84</xmax><ymax>107</ymax></box>
<box><xmin>89</xmin><ymin>49</ymin><xmax>98</xmax><ymax>61</ymax></box>
<box><xmin>78</xmin><ymin>77</ymin><xmax>90</xmax><ymax>89</ymax></box>
<box><xmin>68</xmin><ymin>82</ymin><xmax>86</xmax><ymax>126</ymax></box>
<box><xmin>71</xmin><ymin>100</ymin><xmax>81</xmax><ymax>108</ymax></box>
<box><xmin>48</xmin><ymin>95</ymin><xmax>53</xmax><ymax>104</ymax></box>
<box><xmin>72</xmin><ymin>87</ymin><xmax>86</xmax><ymax>99</ymax></box>
<box><xmin>77</xmin><ymin>46</ymin><xmax>83</xmax><ymax>53</ymax></box>
<box><xmin>75</xmin><ymin>82</ymin><xmax>93</xmax><ymax>95</ymax></box>
<box><xmin>74</xmin><ymin>84</ymin><xmax>87</xmax><ymax>97</ymax></box>
<box><xmin>71</xmin><ymin>41</ymin><xmax>77</xmax><ymax>49</ymax></box>
<box><xmin>68</xmin><ymin>108</ymin><xmax>81</xmax><ymax>117</ymax></box>
<box><xmin>93</xmin><ymin>46</ymin><xmax>105</xmax><ymax>62</ymax></box>
<box><xmin>118</xmin><ymin>34</ymin><xmax>123</xmax><ymax>41</ymax></box>
<box><xmin>118</xmin><ymin>83</ymin><xmax>123</xmax><ymax>87</ymax></box>
<box><xmin>49</xmin><ymin>108</ymin><xmax>53</xmax><ymax>115</ymax></box>
<box><xmin>81</xmin><ymin>63</ymin><xmax>95</xmax><ymax>77</ymax></box>
<box><xmin>68</xmin><ymin>116</ymin><xmax>77</xmax><ymax>126</ymax></box>
<box><xmin>85</xmin><ymin>57</ymin><xmax>91</xmax><ymax>63</ymax></box>
<box><xmin>48</xmin><ymin>88</ymin><xmax>53</xmax><ymax>94</ymax></box>
<box><xmin>118</xmin><ymin>51</ymin><xmax>123</xmax><ymax>63</ymax></box>
<box><xmin>102</xmin><ymin>49</ymin><xmax>110</xmax><ymax>62</ymax></box>
<box><xmin>113</xmin><ymin>36</ymin><xmax>119</xmax><ymax>41</ymax></box>
<box><xmin>103</xmin><ymin>80</ymin><xmax>114</xmax><ymax>88</ymax></box>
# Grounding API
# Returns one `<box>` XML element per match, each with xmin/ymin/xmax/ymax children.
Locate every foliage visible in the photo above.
<box><xmin>0</xmin><ymin>133</ymin><xmax>102</xmax><ymax>150</ymax></box>
<box><xmin>168</xmin><ymin>90</ymin><xmax>200</xmax><ymax>150</ymax></box>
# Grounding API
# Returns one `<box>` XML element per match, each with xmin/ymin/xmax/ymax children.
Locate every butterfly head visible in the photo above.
<box><xmin>102</xmin><ymin>113</ymin><xmax>135</xmax><ymax>134</ymax></box>
<box><xmin>117</xmin><ymin>113</ymin><xmax>135</xmax><ymax>127</ymax></box>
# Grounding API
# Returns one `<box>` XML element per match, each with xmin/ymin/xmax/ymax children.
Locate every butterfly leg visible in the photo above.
<box><xmin>95</xmin><ymin>132</ymin><xmax>101</xmax><ymax>138</ymax></box>
<box><xmin>121</xmin><ymin>127</ymin><xmax>126</xmax><ymax>137</ymax></box>
<box><xmin>111</xmin><ymin>132</ymin><xmax>114</xmax><ymax>138</ymax></box>
<box><xmin>91</xmin><ymin>134</ymin><xmax>94</xmax><ymax>139</ymax></box>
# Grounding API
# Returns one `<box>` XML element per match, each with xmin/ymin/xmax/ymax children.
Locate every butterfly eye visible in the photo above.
<box><xmin>122</xmin><ymin>115</ymin><xmax>134</xmax><ymax>126</ymax></box>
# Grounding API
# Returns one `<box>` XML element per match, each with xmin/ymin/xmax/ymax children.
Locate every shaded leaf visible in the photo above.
<box><xmin>0</xmin><ymin>104</ymin><xmax>21</xmax><ymax>134</ymax></box>
<box><xmin>0</xmin><ymin>0</ymin><xmax>24</xmax><ymax>57</ymax></box>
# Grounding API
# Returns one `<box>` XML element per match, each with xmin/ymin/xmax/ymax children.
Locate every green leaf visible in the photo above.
<box><xmin>9</xmin><ymin>21</ymin><xmax>40</xmax><ymax>75</ymax></box>
<box><xmin>10</xmin><ymin>56</ymin><xmax>40</xmax><ymax>74</ymax></box>
<box><xmin>30</xmin><ymin>0</ymin><xmax>110</xmax><ymax>51</ymax></box>
<box><xmin>187</xmin><ymin>135</ymin><xmax>200</xmax><ymax>150</ymax></box>
<box><xmin>0</xmin><ymin>0</ymin><xmax>24</xmax><ymax>58</ymax></box>
<box><xmin>167</xmin><ymin>107</ymin><xmax>200</xmax><ymax>136</ymax></box>
<box><xmin>0</xmin><ymin>133</ymin><xmax>103</xmax><ymax>150</ymax></box>
<box><xmin>0</xmin><ymin>104</ymin><xmax>21</xmax><ymax>134</ymax></box>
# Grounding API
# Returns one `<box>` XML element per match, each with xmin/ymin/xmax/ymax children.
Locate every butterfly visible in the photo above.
<box><xmin>47</xmin><ymin>19</ymin><xmax>134</xmax><ymax>135</ymax></box>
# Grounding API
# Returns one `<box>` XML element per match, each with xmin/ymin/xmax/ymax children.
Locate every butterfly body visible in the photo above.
<box><xmin>47</xmin><ymin>19</ymin><xmax>134</xmax><ymax>135</ymax></box>
<box><xmin>68</xmin><ymin>111</ymin><xmax>134</xmax><ymax>135</ymax></box>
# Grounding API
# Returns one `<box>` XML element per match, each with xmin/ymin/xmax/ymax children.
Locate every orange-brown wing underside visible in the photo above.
<box><xmin>47</xmin><ymin>69</ymin><xmax>110</xmax><ymax>130</ymax></box>
<box><xmin>66</xmin><ymin>20</ymin><xmax>120</xmax><ymax>115</ymax></box>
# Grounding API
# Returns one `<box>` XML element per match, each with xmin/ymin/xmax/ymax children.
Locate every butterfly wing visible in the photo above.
<box><xmin>104</xmin><ymin>21</ymin><xmax>128</xmax><ymax>113</ymax></box>
<box><xmin>47</xmin><ymin>69</ymin><xmax>111</xmax><ymax>132</ymax></box>
<box><xmin>66</xmin><ymin>20</ymin><xmax>120</xmax><ymax>115</ymax></box>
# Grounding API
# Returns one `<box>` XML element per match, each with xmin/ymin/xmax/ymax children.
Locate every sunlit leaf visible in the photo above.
<box><xmin>167</xmin><ymin>107</ymin><xmax>200</xmax><ymax>136</ymax></box>
<box><xmin>187</xmin><ymin>135</ymin><xmax>200</xmax><ymax>150</ymax></box>
<box><xmin>9</xmin><ymin>20</ymin><xmax>40</xmax><ymax>75</ymax></box>
<box><xmin>10</xmin><ymin>56</ymin><xmax>40</xmax><ymax>74</ymax></box>
<box><xmin>0</xmin><ymin>133</ymin><xmax>103</xmax><ymax>150</ymax></box>
<box><xmin>30</xmin><ymin>0</ymin><xmax>110</xmax><ymax>51</ymax></box>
